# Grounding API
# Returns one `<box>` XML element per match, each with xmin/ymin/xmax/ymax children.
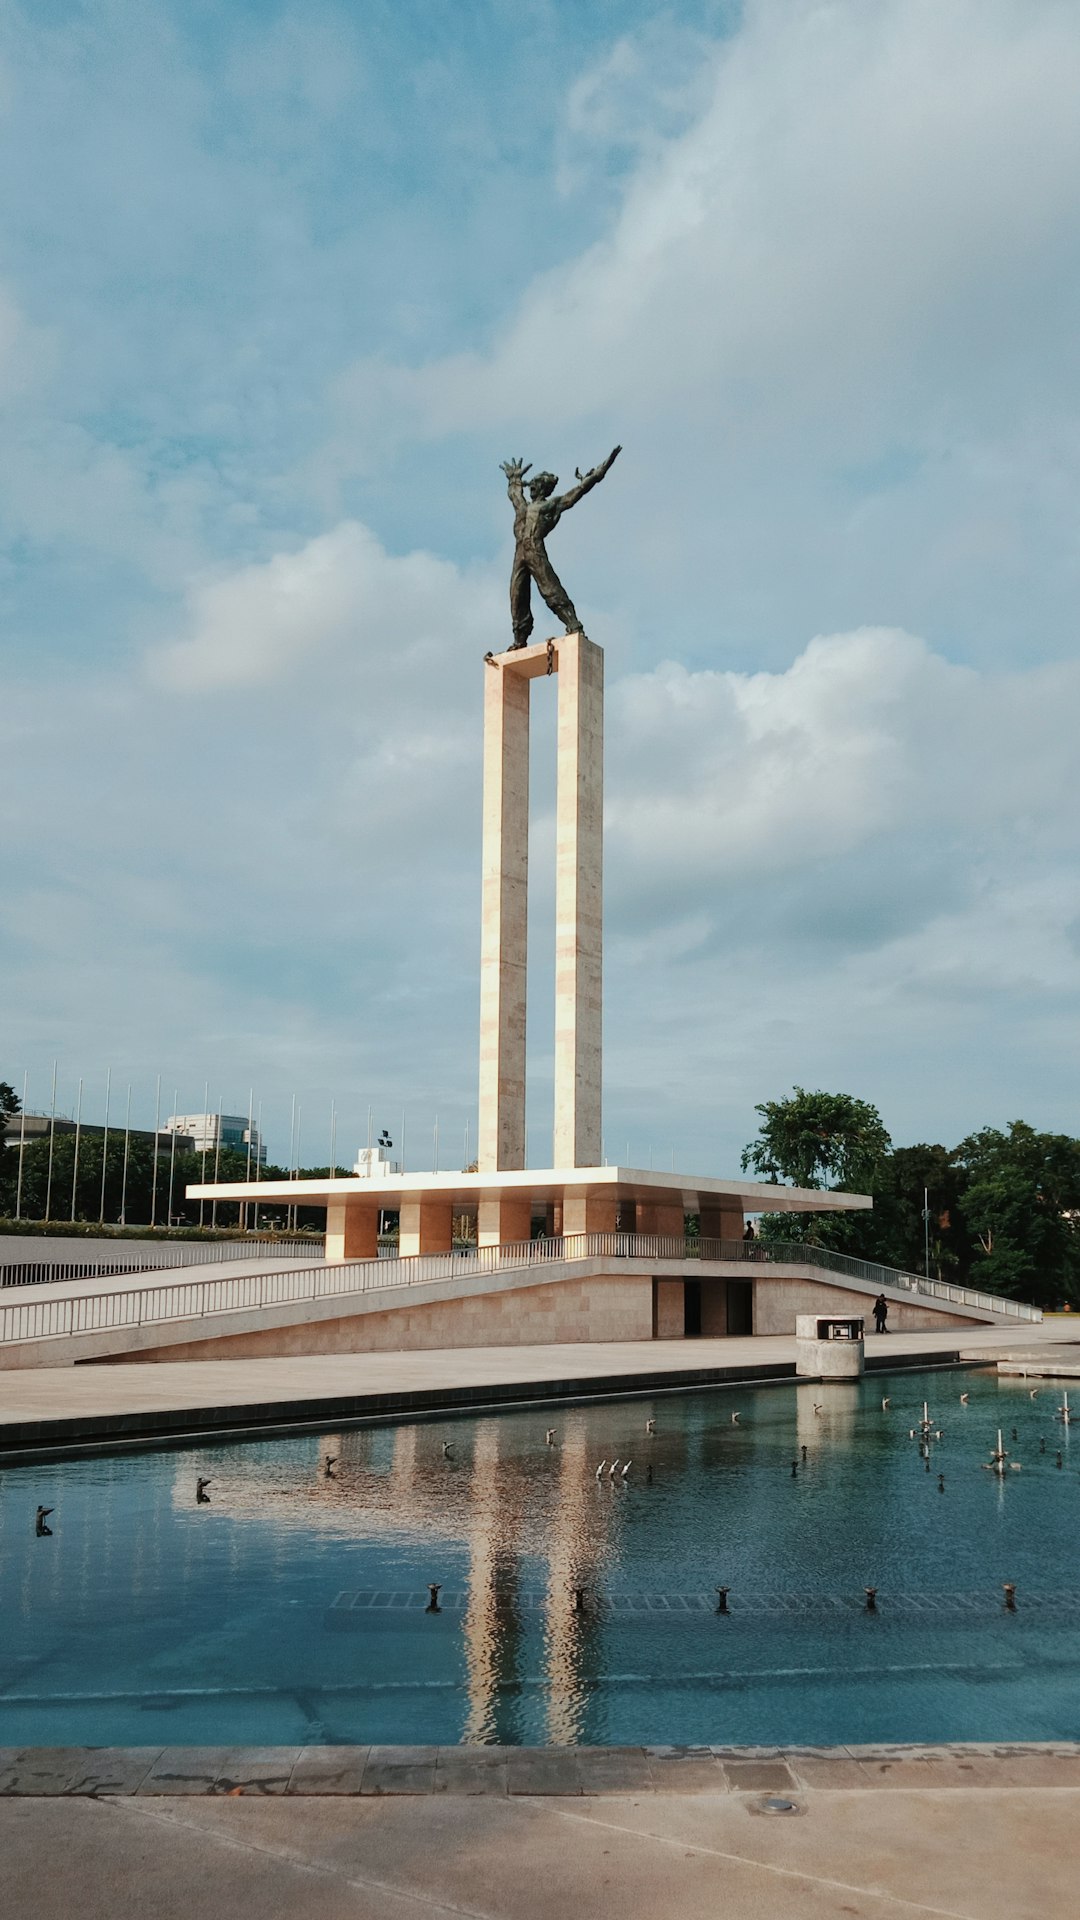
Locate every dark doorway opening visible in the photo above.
<box><xmin>726</xmin><ymin>1280</ymin><xmax>753</xmax><ymax>1336</ymax></box>
<box><xmin>684</xmin><ymin>1278</ymin><xmax>702</xmax><ymax>1337</ymax></box>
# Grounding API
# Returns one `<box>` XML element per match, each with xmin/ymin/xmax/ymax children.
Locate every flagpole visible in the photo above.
<box><xmin>244</xmin><ymin>1087</ymin><xmax>254</xmax><ymax>1230</ymax></box>
<box><xmin>167</xmin><ymin>1089</ymin><xmax>179</xmax><ymax>1228</ymax></box>
<box><xmin>44</xmin><ymin>1059</ymin><xmax>58</xmax><ymax>1224</ymax></box>
<box><xmin>293</xmin><ymin>1104</ymin><xmax>303</xmax><ymax>1232</ymax></box>
<box><xmin>69</xmin><ymin>1077</ymin><xmax>83</xmax><ymax>1221</ymax></box>
<box><xmin>120</xmin><ymin>1083</ymin><xmax>132</xmax><ymax>1225</ymax></box>
<box><xmin>98</xmin><ymin>1066</ymin><xmax>112</xmax><ymax>1225</ymax></box>
<box><xmin>15</xmin><ymin>1069</ymin><xmax>28</xmax><ymax>1221</ymax></box>
<box><xmin>199</xmin><ymin>1079</ymin><xmax>209</xmax><ymax>1228</ymax></box>
<box><xmin>150</xmin><ymin>1074</ymin><xmax>162</xmax><ymax>1229</ymax></box>
<box><xmin>211</xmin><ymin>1103</ymin><xmax>222</xmax><ymax>1229</ymax></box>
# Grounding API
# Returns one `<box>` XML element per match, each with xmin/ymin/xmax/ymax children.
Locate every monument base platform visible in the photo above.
<box><xmin>186</xmin><ymin>1164</ymin><xmax>871</xmax><ymax>1262</ymax></box>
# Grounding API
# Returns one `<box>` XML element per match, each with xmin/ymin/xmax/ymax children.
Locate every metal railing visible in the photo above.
<box><xmin>0</xmin><ymin>1231</ymin><xmax>1039</xmax><ymax>1346</ymax></box>
<box><xmin>707</xmin><ymin>1238</ymin><xmax>1043</xmax><ymax>1321</ymax></box>
<box><xmin>0</xmin><ymin>1236</ymin><xmax>324</xmax><ymax>1290</ymax></box>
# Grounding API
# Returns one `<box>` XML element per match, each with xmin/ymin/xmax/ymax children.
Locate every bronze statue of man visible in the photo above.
<box><xmin>500</xmin><ymin>447</ymin><xmax>621</xmax><ymax>648</ymax></box>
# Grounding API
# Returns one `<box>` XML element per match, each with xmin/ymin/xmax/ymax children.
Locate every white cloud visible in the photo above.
<box><xmin>150</xmin><ymin>518</ymin><xmax>503</xmax><ymax>692</ymax></box>
<box><xmin>340</xmin><ymin>0</ymin><xmax>1080</xmax><ymax>444</ymax></box>
<box><xmin>606</xmin><ymin>627</ymin><xmax>1080</xmax><ymax>887</ymax></box>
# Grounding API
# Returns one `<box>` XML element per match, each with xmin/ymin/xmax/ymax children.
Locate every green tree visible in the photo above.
<box><xmin>742</xmin><ymin>1087</ymin><xmax>891</xmax><ymax>1192</ymax></box>
<box><xmin>742</xmin><ymin>1087</ymin><xmax>892</xmax><ymax>1250</ymax></box>
<box><xmin>952</xmin><ymin>1121</ymin><xmax>1080</xmax><ymax>1306</ymax></box>
<box><xmin>0</xmin><ymin>1080</ymin><xmax>21</xmax><ymax>1214</ymax></box>
<box><xmin>864</xmin><ymin>1143</ymin><xmax>971</xmax><ymax>1279</ymax></box>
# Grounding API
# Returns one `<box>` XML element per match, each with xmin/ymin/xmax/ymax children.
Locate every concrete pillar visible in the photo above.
<box><xmin>699</xmin><ymin>1206</ymin><xmax>744</xmax><ymax>1250</ymax></box>
<box><xmin>636</xmin><ymin>1202</ymin><xmax>686</xmax><ymax>1240</ymax></box>
<box><xmin>476</xmin><ymin>1195</ymin><xmax>533</xmax><ymax>1249</ymax></box>
<box><xmin>399</xmin><ymin>1199</ymin><xmax>454</xmax><ymax>1257</ymax></box>
<box><xmin>325</xmin><ymin>1203</ymin><xmax>379</xmax><ymax>1265</ymax></box>
<box><xmin>700</xmin><ymin>1283</ymin><xmax>729</xmax><ymax>1336</ymax></box>
<box><xmin>562</xmin><ymin>1192</ymin><xmax>618</xmax><ymax>1238</ymax></box>
<box><xmin>654</xmin><ymin>1279</ymin><xmax>685</xmax><ymax>1338</ymax></box>
<box><xmin>554</xmin><ymin>633</ymin><xmax>603</xmax><ymax>1168</ymax></box>
<box><xmin>478</xmin><ymin>658</ymin><xmax>530</xmax><ymax>1171</ymax></box>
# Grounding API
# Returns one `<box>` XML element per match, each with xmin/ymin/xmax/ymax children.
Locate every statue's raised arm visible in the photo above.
<box><xmin>500</xmin><ymin>457</ymin><xmax>532</xmax><ymax>508</ymax></box>
<box><xmin>553</xmin><ymin>446</ymin><xmax>622</xmax><ymax>513</ymax></box>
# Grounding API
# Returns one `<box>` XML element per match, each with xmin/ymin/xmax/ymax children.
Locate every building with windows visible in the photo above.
<box><xmin>164</xmin><ymin>1113</ymin><xmax>265</xmax><ymax>1166</ymax></box>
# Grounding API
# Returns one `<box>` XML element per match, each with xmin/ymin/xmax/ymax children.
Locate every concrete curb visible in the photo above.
<box><xmin>0</xmin><ymin>1347</ymin><xmax>974</xmax><ymax>1463</ymax></box>
<box><xmin>2</xmin><ymin>1743</ymin><xmax>1080</xmax><ymax>1796</ymax></box>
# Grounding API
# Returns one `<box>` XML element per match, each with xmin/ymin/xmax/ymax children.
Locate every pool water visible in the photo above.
<box><xmin>1</xmin><ymin>1368</ymin><xmax>1078</xmax><ymax>1748</ymax></box>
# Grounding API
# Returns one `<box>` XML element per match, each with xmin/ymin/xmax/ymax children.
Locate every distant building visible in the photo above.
<box><xmin>164</xmin><ymin>1114</ymin><xmax>266</xmax><ymax>1167</ymax></box>
<box><xmin>3</xmin><ymin>1115</ymin><xmax>188</xmax><ymax>1154</ymax></box>
<box><xmin>353</xmin><ymin>1145</ymin><xmax>400</xmax><ymax>1178</ymax></box>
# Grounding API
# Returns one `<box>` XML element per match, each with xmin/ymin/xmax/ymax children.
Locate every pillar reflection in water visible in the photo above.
<box><xmin>462</xmin><ymin>1421</ymin><xmax>526</xmax><ymax>1744</ymax></box>
<box><xmin>456</xmin><ymin>1413</ymin><xmax>627</xmax><ymax>1744</ymax></box>
<box><xmin>542</xmin><ymin>1415</ymin><xmax>618</xmax><ymax>1745</ymax></box>
<box><xmin>795</xmin><ymin>1381</ymin><xmax>861</xmax><ymax>1448</ymax></box>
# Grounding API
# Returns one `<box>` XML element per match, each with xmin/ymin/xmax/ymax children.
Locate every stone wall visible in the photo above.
<box><xmin>752</xmin><ymin>1275</ymin><xmax>973</xmax><ymax>1334</ymax></box>
<box><xmin>111</xmin><ymin>1267</ymin><xmax>986</xmax><ymax>1364</ymax></box>
<box><xmin>126</xmin><ymin>1270</ymin><xmax>655</xmax><ymax>1361</ymax></box>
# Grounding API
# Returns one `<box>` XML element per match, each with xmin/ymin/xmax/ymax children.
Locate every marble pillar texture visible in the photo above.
<box><xmin>476</xmin><ymin>633</ymin><xmax>604</xmax><ymax>1173</ymax></box>
<box><xmin>553</xmin><ymin>633</ymin><xmax>604</xmax><ymax>1169</ymax></box>
<box><xmin>398</xmin><ymin>1199</ymin><xmax>454</xmax><ymax>1257</ymax></box>
<box><xmin>476</xmin><ymin>1195</ymin><xmax>533</xmax><ymax>1248</ymax></box>
<box><xmin>325</xmin><ymin>1203</ymin><xmax>379</xmax><ymax>1263</ymax></box>
<box><xmin>477</xmin><ymin>657</ymin><xmax>530</xmax><ymax>1171</ymax></box>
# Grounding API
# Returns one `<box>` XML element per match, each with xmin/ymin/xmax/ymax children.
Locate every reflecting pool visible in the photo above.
<box><xmin>1</xmin><ymin>1367</ymin><xmax>1079</xmax><ymax>1747</ymax></box>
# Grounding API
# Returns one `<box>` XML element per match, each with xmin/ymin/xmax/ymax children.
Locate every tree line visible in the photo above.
<box><xmin>0</xmin><ymin>1083</ymin><xmax>329</xmax><ymax>1233</ymax></box>
<box><xmin>741</xmin><ymin>1086</ymin><xmax>1080</xmax><ymax>1308</ymax></box>
<box><xmin>4</xmin><ymin>1077</ymin><xmax>1078</xmax><ymax>1303</ymax></box>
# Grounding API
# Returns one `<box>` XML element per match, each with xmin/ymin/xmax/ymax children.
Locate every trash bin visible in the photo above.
<box><xmin>795</xmin><ymin>1314</ymin><xmax>865</xmax><ymax>1379</ymax></box>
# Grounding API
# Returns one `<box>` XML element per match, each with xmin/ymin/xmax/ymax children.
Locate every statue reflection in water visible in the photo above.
<box><xmin>312</xmin><ymin>1417</ymin><xmax>624</xmax><ymax>1743</ymax></box>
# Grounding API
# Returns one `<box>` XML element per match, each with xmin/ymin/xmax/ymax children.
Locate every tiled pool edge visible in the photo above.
<box><xmin>0</xmin><ymin>1346</ymin><xmax>977</xmax><ymax>1464</ymax></box>
<box><xmin>2</xmin><ymin>1744</ymin><xmax>1080</xmax><ymax>1796</ymax></box>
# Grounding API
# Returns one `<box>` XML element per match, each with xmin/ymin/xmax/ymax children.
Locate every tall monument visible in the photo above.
<box><xmin>478</xmin><ymin>450</ymin><xmax>619</xmax><ymax>1174</ymax></box>
<box><xmin>477</xmin><ymin>632</ymin><xmax>603</xmax><ymax>1173</ymax></box>
<box><xmin>189</xmin><ymin>444</ymin><xmax>872</xmax><ymax>1303</ymax></box>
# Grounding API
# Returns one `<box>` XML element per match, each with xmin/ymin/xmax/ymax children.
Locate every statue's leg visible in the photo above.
<box><xmin>510</xmin><ymin>557</ymin><xmax>533</xmax><ymax>648</ymax></box>
<box><xmin>531</xmin><ymin>551</ymin><xmax>581</xmax><ymax>635</ymax></box>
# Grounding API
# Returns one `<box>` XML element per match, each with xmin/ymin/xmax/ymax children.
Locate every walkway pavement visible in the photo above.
<box><xmin>0</xmin><ymin>1319</ymin><xmax>1071</xmax><ymax>1458</ymax></box>
<box><xmin>1</xmin><ymin>1743</ymin><xmax>1077</xmax><ymax>1918</ymax></box>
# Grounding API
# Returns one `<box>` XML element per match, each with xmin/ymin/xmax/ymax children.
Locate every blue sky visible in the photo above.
<box><xmin>3</xmin><ymin>0</ymin><xmax>1079</xmax><ymax>1171</ymax></box>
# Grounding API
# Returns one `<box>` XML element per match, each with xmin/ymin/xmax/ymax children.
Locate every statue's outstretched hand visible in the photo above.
<box><xmin>500</xmin><ymin>457</ymin><xmax>532</xmax><ymax>480</ymax></box>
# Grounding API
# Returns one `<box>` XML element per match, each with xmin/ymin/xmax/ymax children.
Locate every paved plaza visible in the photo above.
<box><xmin>0</xmin><ymin>1320</ymin><xmax>1070</xmax><ymax>1455</ymax></box>
<box><xmin>1</xmin><ymin>1745</ymin><xmax>1077</xmax><ymax>1918</ymax></box>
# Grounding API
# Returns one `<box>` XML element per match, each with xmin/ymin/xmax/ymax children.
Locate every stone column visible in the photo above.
<box><xmin>561</xmin><ymin>1192</ymin><xmax>618</xmax><ymax>1238</ymax></box>
<box><xmin>325</xmin><ymin>1203</ymin><xmax>379</xmax><ymax>1264</ymax></box>
<box><xmin>554</xmin><ymin>633</ymin><xmax>603</xmax><ymax>1167</ymax></box>
<box><xmin>699</xmin><ymin>1206</ymin><xmax>744</xmax><ymax>1250</ymax></box>
<box><xmin>636</xmin><ymin>1201</ymin><xmax>687</xmax><ymax>1240</ymax></box>
<box><xmin>476</xmin><ymin>1195</ymin><xmax>533</xmax><ymax>1248</ymax></box>
<box><xmin>398</xmin><ymin>1199</ymin><xmax>454</xmax><ymax>1257</ymax></box>
<box><xmin>654</xmin><ymin>1279</ymin><xmax>685</xmax><ymax>1338</ymax></box>
<box><xmin>477</xmin><ymin>658</ymin><xmax>530</xmax><ymax>1171</ymax></box>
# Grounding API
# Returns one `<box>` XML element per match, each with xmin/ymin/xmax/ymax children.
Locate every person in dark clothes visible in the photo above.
<box><xmin>873</xmin><ymin>1293</ymin><xmax>889</xmax><ymax>1333</ymax></box>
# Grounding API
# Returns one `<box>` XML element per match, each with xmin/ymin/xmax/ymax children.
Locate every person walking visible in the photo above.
<box><xmin>873</xmin><ymin>1293</ymin><xmax>889</xmax><ymax>1334</ymax></box>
